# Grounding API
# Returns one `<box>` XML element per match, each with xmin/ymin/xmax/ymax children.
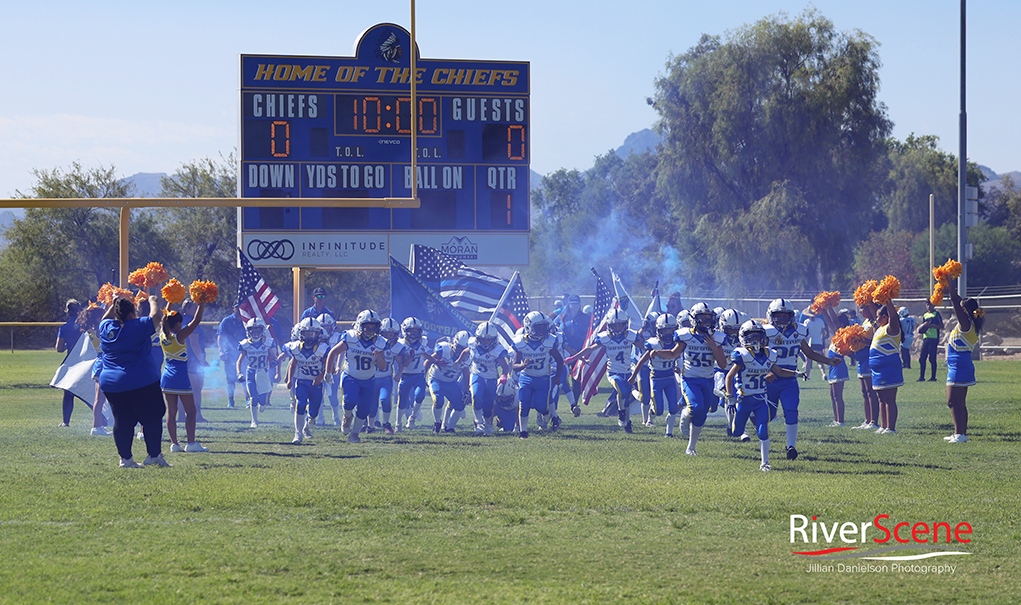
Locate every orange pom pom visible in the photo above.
<box><xmin>833</xmin><ymin>324</ymin><xmax>870</xmax><ymax>355</ymax></box>
<box><xmin>930</xmin><ymin>282</ymin><xmax>946</xmax><ymax>306</ymax></box>
<box><xmin>97</xmin><ymin>283</ymin><xmax>116</xmax><ymax>305</ymax></box>
<box><xmin>853</xmin><ymin>281</ymin><xmax>879</xmax><ymax>308</ymax></box>
<box><xmin>161</xmin><ymin>279</ymin><xmax>188</xmax><ymax>305</ymax></box>
<box><xmin>189</xmin><ymin>280</ymin><xmax>219</xmax><ymax>304</ymax></box>
<box><xmin>128</xmin><ymin>262</ymin><xmax>169</xmax><ymax>289</ymax></box>
<box><xmin>872</xmin><ymin>275</ymin><xmax>901</xmax><ymax>305</ymax></box>
<box><xmin>810</xmin><ymin>291</ymin><xmax>841</xmax><ymax>314</ymax></box>
<box><xmin>127</xmin><ymin>268</ymin><xmax>147</xmax><ymax>288</ymax></box>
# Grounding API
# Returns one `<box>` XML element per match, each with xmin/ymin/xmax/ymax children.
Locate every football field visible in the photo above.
<box><xmin>1</xmin><ymin>350</ymin><xmax>1019</xmax><ymax>604</ymax></box>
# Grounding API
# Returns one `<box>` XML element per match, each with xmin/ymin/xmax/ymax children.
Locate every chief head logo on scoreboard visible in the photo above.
<box><xmin>376</xmin><ymin>30</ymin><xmax>403</xmax><ymax>63</ymax></box>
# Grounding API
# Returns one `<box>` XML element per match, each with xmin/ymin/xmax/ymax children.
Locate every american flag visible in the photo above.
<box><xmin>488</xmin><ymin>272</ymin><xmax>530</xmax><ymax>351</ymax></box>
<box><xmin>410</xmin><ymin>244</ymin><xmax>508</xmax><ymax>320</ymax></box>
<box><xmin>573</xmin><ymin>270</ymin><xmax>614</xmax><ymax>406</ymax></box>
<box><xmin>237</xmin><ymin>249</ymin><xmax>281</xmax><ymax>323</ymax></box>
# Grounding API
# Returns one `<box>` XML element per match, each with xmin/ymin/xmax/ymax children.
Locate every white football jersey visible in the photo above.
<box><xmin>512</xmin><ymin>334</ymin><xmax>558</xmax><ymax>378</ymax></box>
<box><xmin>338</xmin><ymin>330</ymin><xmax>385</xmax><ymax>380</ymax></box>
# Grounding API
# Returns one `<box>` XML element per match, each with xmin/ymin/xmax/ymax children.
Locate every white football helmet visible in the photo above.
<box><xmin>475</xmin><ymin>322</ymin><xmax>500</xmax><ymax>350</ymax></box>
<box><xmin>380</xmin><ymin>317</ymin><xmax>400</xmax><ymax>340</ymax></box>
<box><xmin>523</xmin><ymin>311</ymin><xmax>550</xmax><ymax>341</ymax></box>
<box><xmin>495</xmin><ymin>379</ymin><xmax>516</xmax><ymax>399</ymax></box>
<box><xmin>297</xmin><ymin>317</ymin><xmax>322</xmax><ymax>344</ymax></box>
<box><xmin>718</xmin><ymin>309</ymin><xmax>742</xmax><ymax>336</ymax></box>
<box><xmin>677</xmin><ymin>309</ymin><xmax>691</xmax><ymax>328</ymax></box>
<box><xmin>643</xmin><ymin>311</ymin><xmax>660</xmax><ymax>333</ymax></box>
<box><xmin>898</xmin><ymin>307</ymin><xmax>910</xmax><ymax>319</ymax></box>
<box><xmin>453</xmin><ymin>330</ymin><xmax>471</xmax><ymax>351</ymax></box>
<box><xmin>655</xmin><ymin>313</ymin><xmax>678</xmax><ymax>341</ymax></box>
<box><xmin>316</xmin><ymin>313</ymin><xmax>336</xmax><ymax>334</ymax></box>
<box><xmin>354</xmin><ymin>310</ymin><xmax>382</xmax><ymax>339</ymax></box>
<box><xmin>690</xmin><ymin>302</ymin><xmax>717</xmax><ymax>332</ymax></box>
<box><xmin>739</xmin><ymin>320</ymin><xmax>768</xmax><ymax>353</ymax></box>
<box><xmin>244</xmin><ymin>317</ymin><xmax>266</xmax><ymax>341</ymax></box>
<box><xmin>767</xmin><ymin>298</ymin><xmax>795</xmax><ymax>329</ymax></box>
<box><xmin>604</xmin><ymin>308</ymin><xmax>629</xmax><ymax>337</ymax></box>
<box><xmin>402</xmin><ymin>317</ymin><xmax>424</xmax><ymax>343</ymax></box>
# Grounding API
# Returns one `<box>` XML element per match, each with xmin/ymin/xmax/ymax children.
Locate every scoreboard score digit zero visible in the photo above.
<box><xmin>239</xmin><ymin>23</ymin><xmax>530</xmax><ymax>267</ymax></box>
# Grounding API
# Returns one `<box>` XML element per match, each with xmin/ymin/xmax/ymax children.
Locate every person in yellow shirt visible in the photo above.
<box><xmin>943</xmin><ymin>281</ymin><xmax>983</xmax><ymax>444</ymax></box>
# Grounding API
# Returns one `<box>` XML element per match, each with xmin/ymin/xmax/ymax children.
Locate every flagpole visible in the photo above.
<box><xmin>488</xmin><ymin>271</ymin><xmax>521</xmax><ymax>321</ymax></box>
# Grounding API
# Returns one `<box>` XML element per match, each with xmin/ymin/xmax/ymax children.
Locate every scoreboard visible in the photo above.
<box><xmin>239</xmin><ymin>23</ymin><xmax>530</xmax><ymax>267</ymax></box>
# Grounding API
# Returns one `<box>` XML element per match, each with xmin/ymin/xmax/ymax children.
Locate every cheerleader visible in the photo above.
<box><xmin>160</xmin><ymin>301</ymin><xmax>208</xmax><ymax>453</ymax></box>
<box><xmin>848</xmin><ymin>304</ymin><xmax>880</xmax><ymax>431</ymax></box>
<box><xmin>944</xmin><ymin>280</ymin><xmax>982</xmax><ymax>443</ymax></box>
<box><xmin>870</xmin><ymin>298</ymin><xmax>904</xmax><ymax>434</ymax></box>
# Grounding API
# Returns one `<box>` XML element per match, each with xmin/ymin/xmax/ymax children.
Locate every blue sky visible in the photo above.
<box><xmin>1</xmin><ymin>0</ymin><xmax>1017</xmax><ymax>198</ymax></box>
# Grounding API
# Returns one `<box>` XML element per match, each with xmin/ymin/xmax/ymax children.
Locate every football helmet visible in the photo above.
<box><xmin>495</xmin><ymin>379</ymin><xmax>516</xmax><ymax>400</ymax></box>
<box><xmin>643</xmin><ymin>311</ymin><xmax>660</xmax><ymax>333</ymax></box>
<box><xmin>677</xmin><ymin>309</ymin><xmax>691</xmax><ymax>328</ymax></box>
<box><xmin>718</xmin><ymin>309</ymin><xmax>742</xmax><ymax>336</ymax></box>
<box><xmin>475</xmin><ymin>322</ymin><xmax>500</xmax><ymax>350</ymax></box>
<box><xmin>897</xmin><ymin>307</ymin><xmax>910</xmax><ymax>319</ymax></box>
<box><xmin>690</xmin><ymin>302</ymin><xmax>717</xmax><ymax>332</ymax></box>
<box><xmin>297</xmin><ymin>317</ymin><xmax>322</xmax><ymax>344</ymax></box>
<box><xmin>316</xmin><ymin>313</ymin><xmax>336</xmax><ymax>334</ymax></box>
<box><xmin>354</xmin><ymin>310</ymin><xmax>382</xmax><ymax>340</ymax></box>
<box><xmin>244</xmin><ymin>317</ymin><xmax>266</xmax><ymax>341</ymax></box>
<box><xmin>739</xmin><ymin>320</ymin><xmax>768</xmax><ymax>353</ymax></box>
<box><xmin>655</xmin><ymin>313</ymin><xmax>678</xmax><ymax>342</ymax></box>
<box><xmin>453</xmin><ymin>330</ymin><xmax>471</xmax><ymax>351</ymax></box>
<box><xmin>401</xmin><ymin>317</ymin><xmax>424</xmax><ymax>343</ymax></box>
<box><xmin>523</xmin><ymin>311</ymin><xmax>550</xmax><ymax>341</ymax></box>
<box><xmin>380</xmin><ymin>317</ymin><xmax>400</xmax><ymax>341</ymax></box>
<box><xmin>604</xmin><ymin>308</ymin><xmax>629</xmax><ymax>337</ymax></box>
<box><xmin>767</xmin><ymin>298</ymin><xmax>795</xmax><ymax>329</ymax></box>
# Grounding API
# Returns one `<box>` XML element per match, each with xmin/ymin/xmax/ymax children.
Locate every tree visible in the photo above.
<box><xmin>852</xmin><ymin>229</ymin><xmax>921</xmax><ymax>291</ymax></box>
<box><xmin>649</xmin><ymin>8</ymin><xmax>892</xmax><ymax>292</ymax></box>
<box><xmin>880</xmin><ymin>134</ymin><xmax>984</xmax><ymax>232</ymax></box>
<box><xmin>0</xmin><ymin>162</ymin><xmax>171</xmax><ymax>322</ymax></box>
<box><xmin>152</xmin><ymin>154</ymin><xmax>239</xmax><ymax>291</ymax></box>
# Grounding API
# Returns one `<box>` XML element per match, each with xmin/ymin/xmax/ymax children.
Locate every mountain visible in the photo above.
<box><xmin>124</xmin><ymin>173</ymin><xmax>167</xmax><ymax>197</ymax></box>
<box><xmin>615</xmin><ymin>128</ymin><xmax>661</xmax><ymax>159</ymax></box>
<box><xmin>979</xmin><ymin>166</ymin><xmax>1021</xmax><ymax>196</ymax></box>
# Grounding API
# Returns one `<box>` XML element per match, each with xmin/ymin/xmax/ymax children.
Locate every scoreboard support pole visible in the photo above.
<box><xmin>0</xmin><ymin>196</ymin><xmax>418</xmax><ymax>288</ymax></box>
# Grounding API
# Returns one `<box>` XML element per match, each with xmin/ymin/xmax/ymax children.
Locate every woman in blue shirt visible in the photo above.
<box><xmin>99</xmin><ymin>294</ymin><xmax>170</xmax><ymax>468</ymax></box>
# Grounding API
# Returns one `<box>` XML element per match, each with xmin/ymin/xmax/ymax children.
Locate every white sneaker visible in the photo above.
<box><xmin>875</xmin><ymin>427</ymin><xmax>887</xmax><ymax>434</ymax></box>
<box><xmin>943</xmin><ymin>434</ymin><xmax>955</xmax><ymax>441</ymax></box>
<box><xmin>884</xmin><ymin>429</ymin><xmax>898</xmax><ymax>434</ymax></box>
<box><xmin>341</xmin><ymin>415</ymin><xmax>352</xmax><ymax>435</ymax></box>
<box><xmin>303</xmin><ymin>426</ymin><xmax>313</xmax><ymax>438</ymax></box>
<box><xmin>760</xmin><ymin>463</ymin><xmax>771</xmax><ymax>472</ymax></box>
<box><xmin>828</xmin><ymin>421</ymin><xmax>845</xmax><ymax>427</ymax></box>
<box><xmin>119</xmin><ymin>457</ymin><xmax>143</xmax><ymax>468</ymax></box>
<box><xmin>643</xmin><ymin>420</ymin><xmax>654</xmax><ymax>428</ymax></box>
<box><xmin>136</xmin><ymin>431</ymin><xmax>145</xmax><ymax>441</ymax></box>
<box><xmin>170</xmin><ymin>443</ymin><xmax>185</xmax><ymax>453</ymax></box>
<box><xmin>739</xmin><ymin>433</ymin><xmax>750</xmax><ymax>442</ymax></box>
<box><xmin>91</xmin><ymin>426</ymin><xmax>112</xmax><ymax>436</ymax></box>
<box><xmin>947</xmin><ymin>434</ymin><xmax>968</xmax><ymax>443</ymax></box>
<box><xmin>347</xmin><ymin>432</ymin><xmax>361</xmax><ymax>443</ymax></box>
<box><xmin>250</xmin><ymin>421</ymin><xmax>259</xmax><ymax>429</ymax></box>
<box><xmin>184</xmin><ymin>442</ymin><xmax>209</xmax><ymax>453</ymax></box>
<box><xmin>685</xmin><ymin>449</ymin><xmax>697</xmax><ymax>456</ymax></box>
<box><xmin>143</xmin><ymin>453</ymin><xmax>171</xmax><ymax>467</ymax></box>
<box><xmin>291</xmin><ymin>432</ymin><xmax>303</xmax><ymax>444</ymax></box>
<box><xmin>851</xmin><ymin>422</ymin><xmax>875</xmax><ymax>430</ymax></box>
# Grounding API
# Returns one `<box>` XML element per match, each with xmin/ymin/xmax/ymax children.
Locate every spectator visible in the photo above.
<box><xmin>217</xmin><ymin>304</ymin><xmax>247</xmax><ymax>408</ymax></box>
<box><xmin>898</xmin><ymin>307</ymin><xmax>916</xmax><ymax>369</ymax></box>
<box><xmin>666</xmin><ymin>292</ymin><xmax>684</xmax><ymax>316</ymax></box>
<box><xmin>801</xmin><ymin>309</ymin><xmax>827</xmax><ymax>380</ymax></box>
<box><xmin>300</xmin><ymin>287</ymin><xmax>335</xmax><ymax>321</ymax></box>
<box><xmin>55</xmin><ymin>299</ymin><xmax>84</xmax><ymax>427</ymax></box>
<box><xmin>99</xmin><ymin>295</ymin><xmax>170</xmax><ymax>468</ymax></box>
<box><xmin>917</xmin><ymin>300</ymin><xmax>943</xmax><ymax>382</ymax></box>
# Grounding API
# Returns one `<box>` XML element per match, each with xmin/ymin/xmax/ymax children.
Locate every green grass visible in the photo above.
<box><xmin>1</xmin><ymin>350</ymin><xmax>1020</xmax><ymax>604</ymax></box>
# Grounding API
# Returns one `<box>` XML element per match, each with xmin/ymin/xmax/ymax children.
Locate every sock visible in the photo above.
<box><xmin>332</xmin><ymin>406</ymin><xmax>341</xmax><ymax>423</ymax></box>
<box><xmin>294</xmin><ymin>413</ymin><xmax>304</xmax><ymax>434</ymax></box>
<box><xmin>383</xmin><ymin>409</ymin><xmax>392</xmax><ymax>424</ymax></box>
<box><xmin>450</xmin><ymin>409</ymin><xmax>464</xmax><ymax>428</ymax></box>
<box><xmin>642</xmin><ymin>403</ymin><xmax>652</xmax><ymax>424</ymax></box>
<box><xmin>251</xmin><ymin>404</ymin><xmax>258</xmax><ymax>424</ymax></box>
<box><xmin>433</xmin><ymin>405</ymin><xmax>445</xmax><ymax>425</ymax></box>
<box><xmin>786</xmin><ymin>423</ymin><xmax>798</xmax><ymax>449</ymax></box>
<box><xmin>761</xmin><ymin>438</ymin><xmax>770</xmax><ymax>466</ymax></box>
<box><xmin>519</xmin><ymin>414</ymin><xmax>528</xmax><ymax>432</ymax></box>
<box><xmin>565</xmin><ymin>389</ymin><xmax>576</xmax><ymax>406</ymax></box>
<box><xmin>302</xmin><ymin>414</ymin><xmax>311</xmax><ymax>432</ymax></box>
<box><xmin>473</xmin><ymin>407</ymin><xmax>485</xmax><ymax>427</ymax></box>
<box><xmin>350</xmin><ymin>417</ymin><xmax>365</xmax><ymax>436</ymax></box>
<box><xmin>688</xmin><ymin>424</ymin><xmax>702</xmax><ymax>451</ymax></box>
<box><xmin>665</xmin><ymin>413</ymin><xmax>676</xmax><ymax>436</ymax></box>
